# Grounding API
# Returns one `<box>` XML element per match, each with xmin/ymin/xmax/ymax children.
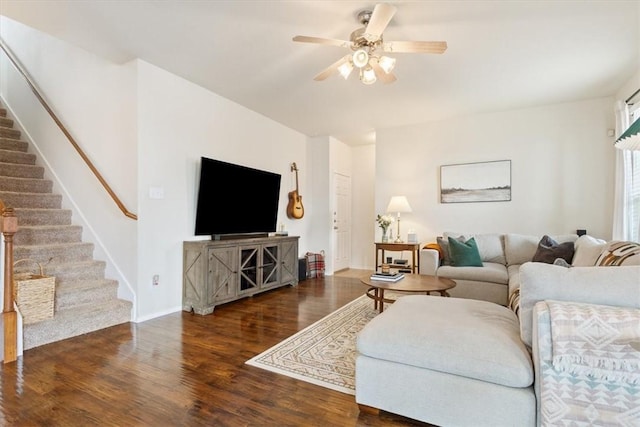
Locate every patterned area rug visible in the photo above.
<box><xmin>246</xmin><ymin>294</ymin><xmax>382</xmax><ymax>395</ymax></box>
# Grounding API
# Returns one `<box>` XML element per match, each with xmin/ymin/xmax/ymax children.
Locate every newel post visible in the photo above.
<box><xmin>2</xmin><ymin>207</ymin><xmax>18</xmax><ymax>363</ymax></box>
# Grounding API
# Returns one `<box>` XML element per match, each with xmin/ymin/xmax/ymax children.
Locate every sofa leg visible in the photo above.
<box><xmin>357</xmin><ymin>404</ymin><xmax>380</xmax><ymax>415</ymax></box>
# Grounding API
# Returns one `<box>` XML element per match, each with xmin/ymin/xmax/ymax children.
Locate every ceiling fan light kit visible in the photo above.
<box><xmin>337</xmin><ymin>61</ymin><xmax>354</xmax><ymax>79</ymax></box>
<box><xmin>293</xmin><ymin>2</ymin><xmax>447</xmax><ymax>85</ymax></box>
<box><xmin>378</xmin><ymin>55</ymin><xmax>396</xmax><ymax>74</ymax></box>
<box><xmin>361</xmin><ymin>67</ymin><xmax>377</xmax><ymax>85</ymax></box>
<box><xmin>353</xmin><ymin>49</ymin><xmax>370</xmax><ymax>68</ymax></box>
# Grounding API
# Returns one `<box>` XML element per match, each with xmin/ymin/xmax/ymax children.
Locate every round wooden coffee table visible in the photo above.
<box><xmin>360</xmin><ymin>273</ymin><xmax>456</xmax><ymax>313</ymax></box>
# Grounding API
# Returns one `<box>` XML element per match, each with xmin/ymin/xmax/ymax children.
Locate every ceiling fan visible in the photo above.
<box><xmin>293</xmin><ymin>3</ymin><xmax>447</xmax><ymax>85</ymax></box>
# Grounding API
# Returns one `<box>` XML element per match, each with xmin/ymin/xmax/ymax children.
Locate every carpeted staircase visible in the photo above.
<box><xmin>0</xmin><ymin>106</ymin><xmax>132</xmax><ymax>350</ymax></box>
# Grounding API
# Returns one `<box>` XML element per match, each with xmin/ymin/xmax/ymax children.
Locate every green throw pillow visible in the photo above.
<box><xmin>448</xmin><ymin>236</ymin><xmax>483</xmax><ymax>267</ymax></box>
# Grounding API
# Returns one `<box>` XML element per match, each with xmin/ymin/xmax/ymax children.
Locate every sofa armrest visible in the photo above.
<box><xmin>419</xmin><ymin>249</ymin><xmax>439</xmax><ymax>276</ymax></box>
<box><xmin>519</xmin><ymin>262</ymin><xmax>640</xmax><ymax>348</ymax></box>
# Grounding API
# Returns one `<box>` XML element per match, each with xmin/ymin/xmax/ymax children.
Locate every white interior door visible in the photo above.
<box><xmin>333</xmin><ymin>172</ymin><xmax>351</xmax><ymax>272</ymax></box>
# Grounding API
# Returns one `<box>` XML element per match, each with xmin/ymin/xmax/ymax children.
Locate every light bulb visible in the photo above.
<box><xmin>361</xmin><ymin>67</ymin><xmax>377</xmax><ymax>85</ymax></box>
<box><xmin>337</xmin><ymin>61</ymin><xmax>353</xmax><ymax>79</ymax></box>
<box><xmin>352</xmin><ymin>49</ymin><xmax>369</xmax><ymax>68</ymax></box>
<box><xmin>378</xmin><ymin>56</ymin><xmax>396</xmax><ymax>74</ymax></box>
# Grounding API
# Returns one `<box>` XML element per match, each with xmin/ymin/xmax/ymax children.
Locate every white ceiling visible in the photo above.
<box><xmin>1</xmin><ymin>1</ymin><xmax>639</xmax><ymax>145</ymax></box>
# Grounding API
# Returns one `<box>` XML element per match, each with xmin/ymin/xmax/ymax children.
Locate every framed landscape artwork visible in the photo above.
<box><xmin>440</xmin><ymin>160</ymin><xmax>511</xmax><ymax>203</ymax></box>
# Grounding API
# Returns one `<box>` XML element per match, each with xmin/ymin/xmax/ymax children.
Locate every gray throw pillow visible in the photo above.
<box><xmin>437</xmin><ymin>235</ymin><xmax>465</xmax><ymax>265</ymax></box>
<box><xmin>532</xmin><ymin>235</ymin><xmax>574</xmax><ymax>264</ymax></box>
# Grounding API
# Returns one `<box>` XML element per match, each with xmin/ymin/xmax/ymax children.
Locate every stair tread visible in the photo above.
<box><xmin>0</xmin><ymin>182</ymin><xmax>53</xmax><ymax>193</ymax></box>
<box><xmin>25</xmin><ymin>299</ymin><xmax>132</xmax><ymax>329</ymax></box>
<box><xmin>0</xmin><ymin>176</ymin><xmax>51</xmax><ymax>184</ymax></box>
<box><xmin>23</xmin><ymin>299</ymin><xmax>132</xmax><ymax>349</ymax></box>
<box><xmin>46</xmin><ymin>259</ymin><xmax>106</xmax><ymax>268</ymax></box>
<box><xmin>15</xmin><ymin>207</ymin><xmax>71</xmax><ymax>212</ymax></box>
<box><xmin>0</xmin><ymin>190</ymin><xmax>59</xmax><ymax>196</ymax></box>
<box><xmin>17</xmin><ymin>224</ymin><xmax>83</xmax><ymax>231</ymax></box>
<box><xmin>15</xmin><ymin>241</ymin><xmax>93</xmax><ymax>250</ymax></box>
<box><xmin>15</xmin><ymin>258</ymin><xmax>105</xmax><ymax>273</ymax></box>
<box><xmin>0</xmin><ymin>148</ymin><xmax>35</xmax><ymax>162</ymax></box>
<box><xmin>55</xmin><ymin>278</ymin><xmax>118</xmax><ymax>293</ymax></box>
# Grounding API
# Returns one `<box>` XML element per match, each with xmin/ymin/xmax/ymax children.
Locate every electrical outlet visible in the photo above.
<box><xmin>152</xmin><ymin>274</ymin><xmax>159</xmax><ymax>286</ymax></box>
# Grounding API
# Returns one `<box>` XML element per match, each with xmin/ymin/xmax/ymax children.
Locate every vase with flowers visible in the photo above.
<box><xmin>376</xmin><ymin>214</ymin><xmax>394</xmax><ymax>242</ymax></box>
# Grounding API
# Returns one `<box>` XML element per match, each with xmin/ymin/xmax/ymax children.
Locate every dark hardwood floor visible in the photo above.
<box><xmin>0</xmin><ymin>274</ymin><xmax>431</xmax><ymax>426</ymax></box>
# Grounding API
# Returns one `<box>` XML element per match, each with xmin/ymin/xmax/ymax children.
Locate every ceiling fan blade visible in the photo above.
<box><xmin>363</xmin><ymin>3</ymin><xmax>397</xmax><ymax>42</ymax></box>
<box><xmin>293</xmin><ymin>35</ymin><xmax>352</xmax><ymax>49</ymax></box>
<box><xmin>381</xmin><ymin>40</ymin><xmax>448</xmax><ymax>54</ymax></box>
<box><xmin>370</xmin><ymin>60</ymin><xmax>397</xmax><ymax>84</ymax></box>
<box><xmin>313</xmin><ymin>55</ymin><xmax>350</xmax><ymax>81</ymax></box>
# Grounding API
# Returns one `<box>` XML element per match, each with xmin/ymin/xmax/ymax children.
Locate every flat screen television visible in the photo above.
<box><xmin>194</xmin><ymin>157</ymin><xmax>281</xmax><ymax>239</ymax></box>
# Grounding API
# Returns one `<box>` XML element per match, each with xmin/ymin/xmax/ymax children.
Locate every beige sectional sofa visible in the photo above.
<box><xmin>419</xmin><ymin>232</ymin><xmax>580</xmax><ymax>306</ymax></box>
<box><xmin>356</xmin><ymin>262</ymin><xmax>640</xmax><ymax>426</ymax></box>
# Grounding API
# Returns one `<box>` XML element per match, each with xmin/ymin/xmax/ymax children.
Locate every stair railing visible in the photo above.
<box><xmin>0</xmin><ymin>200</ymin><xmax>18</xmax><ymax>363</ymax></box>
<box><xmin>0</xmin><ymin>39</ymin><xmax>137</xmax><ymax>220</ymax></box>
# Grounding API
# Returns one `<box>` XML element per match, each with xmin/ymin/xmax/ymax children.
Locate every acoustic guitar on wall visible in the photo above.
<box><xmin>287</xmin><ymin>162</ymin><xmax>304</xmax><ymax>219</ymax></box>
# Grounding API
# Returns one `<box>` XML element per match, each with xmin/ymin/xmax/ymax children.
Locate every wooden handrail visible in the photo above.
<box><xmin>0</xmin><ymin>39</ymin><xmax>137</xmax><ymax>220</ymax></box>
<box><xmin>1</xmin><ymin>200</ymin><xmax>18</xmax><ymax>363</ymax></box>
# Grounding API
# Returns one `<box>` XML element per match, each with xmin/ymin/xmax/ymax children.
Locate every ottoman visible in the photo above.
<box><xmin>355</xmin><ymin>295</ymin><xmax>536</xmax><ymax>427</ymax></box>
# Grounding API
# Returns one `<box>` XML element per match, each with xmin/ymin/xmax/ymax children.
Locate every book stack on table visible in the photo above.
<box><xmin>370</xmin><ymin>272</ymin><xmax>405</xmax><ymax>282</ymax></box>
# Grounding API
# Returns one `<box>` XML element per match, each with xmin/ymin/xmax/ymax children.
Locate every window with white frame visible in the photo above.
<box><xmin>625</xmin><ymin>99</ymin><xmax>640</xmax><ymax>242</ymax></box>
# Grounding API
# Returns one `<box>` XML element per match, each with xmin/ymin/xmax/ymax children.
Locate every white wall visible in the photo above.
<box><xmin>350</xmin><ymin>144</ymin><xmax>375</xmax><ymax>269</ymax></box>
<box><xmin>307</xmin><ymin>136</ymin><xmax>331</xmax><ymax>267</ymax></box>
<box><xmin>374</xmin><ymin>97</ymin><xmax>617</xmax><ymax>258</ymax></box>
<box><xmin>616</xmin><ymin>71</ymin><xmax>640</xmax><ymax>101</ymax></box>
<box><xmin>136</xmin><ymin>61</ymin><xmax>308</xmax><ymax>320</ymax></box>
<box><xmin>0</xmin><ymin>17</ymin><xmax>138</xmax><ymax>305</ymax></box>
<box><xmin>1</xmin><ymin>17</ymin><xmax>313</xmax><ymax>322</ymax></box>
<box><xmin>304</xmin><ymin>136</ymin><xmax>355</xmax><ymax>274</ymax></box>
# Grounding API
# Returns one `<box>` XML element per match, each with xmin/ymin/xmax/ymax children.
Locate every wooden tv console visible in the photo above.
<box><xmin>182</xmin><ymin>235</ymin><xmax>299</xmax><ymax>315</ymax></box>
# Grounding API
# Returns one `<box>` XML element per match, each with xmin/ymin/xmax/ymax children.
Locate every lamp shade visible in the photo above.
<box><xmin>378</xmin><ymin>56</ymin><xmax>396</xmax><ymax>74</ymax></box>
<box><xmin>386</xmin><ymin>196</ymin><xmax>412</xmax><ymax>213</ymax></box>
<box><xmin>353</xmin><ymin>49</ymin><xmax>369</xmax><ymax>68</ymax></box>
<box><xmin>337</xmin><ymin>61</ymin><xmax>353</xmax><ymax>79</ymax></box>
<box><xmin>615</xmin><ymin>117</ymin><xmax>640</xmax><ymax>151</ymax></box>
<box><xmin>361</xmin><ymin>67</ymin><xmax>377</xmax><ymax>85</ymax></box>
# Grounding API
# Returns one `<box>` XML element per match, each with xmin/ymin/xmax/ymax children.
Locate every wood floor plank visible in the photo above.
<box><xmin>0</xmin><ymin>275</ymin><xmax>431</xmax><ymax>426</ymax></box>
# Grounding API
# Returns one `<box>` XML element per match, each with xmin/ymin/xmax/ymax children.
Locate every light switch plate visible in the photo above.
<box><xmin>149</xmin><ymin>186</ymin><xmax>164</xmax><ymax>199</ymax></box>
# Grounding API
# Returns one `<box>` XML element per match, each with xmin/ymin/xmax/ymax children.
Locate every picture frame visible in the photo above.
<box><xmin>440</xmin><ymin>160</ymin><xmax>511</xmax><ymax>203</ymax></box>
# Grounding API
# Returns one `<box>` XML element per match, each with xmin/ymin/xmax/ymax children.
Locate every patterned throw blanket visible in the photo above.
<box><xmin>306</xmin><ymin>251</ymin><xmax>325</xmax><ymax>278</ymax></box>
<box><xmin>547</xmin><ymin>300</ymin><xmax>640</xmax><ymax>384</ymax></box>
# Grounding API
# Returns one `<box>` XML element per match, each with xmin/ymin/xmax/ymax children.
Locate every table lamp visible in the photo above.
<box><xmin>386</xmin><ymin>196</ymin><xmax>412</xmax><ymax>243</ymax></box>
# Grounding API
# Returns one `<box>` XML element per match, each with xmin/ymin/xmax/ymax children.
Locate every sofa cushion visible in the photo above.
<box><xmin>595</xmin><ymin>241</ymin><xmax>640</xmax><ymax>266</ymax></box>
<box><xmin>437</xmin><ymin>262</ymin><xmax>509</xmax><ymax>284</ymax></box>
<box><xmin>507</xmin><ymin>264</ymin><xmax>521</xmax><ymax>295</ymax></box>
<box><xmin>532</xmin><ymin>235</ymin><xmax>575</xmax><ymax>264</ymax></box>
<box><xmin>357</xmin><ymin>296</ymin><xmax>533</xmax><ymax>388</ymax></box>
<box><xmin>571</xmin><ymin>235</ymin><xmax>607</xmax><ymax>266</ymax></box>
<box><xmin>518</xmin><ymin>262</ymin><xmax>640</xmax><ymax>348</ymax></box>
<box><xmin>505</xmin><ymin>234</ymin><xmax>577</xmax><ymax>266</ymax></box>
<box><xmin>448</xmin><ymin>237</ymin><xmax>483</xmax><ymax>267</ymax></box>
<box><xmin>444</xmin><ymin>232</ymin><xmax>506</xmax><ymax>264</ymax></box>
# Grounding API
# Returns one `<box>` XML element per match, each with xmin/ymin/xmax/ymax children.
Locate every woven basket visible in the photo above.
<box><xmin>13</xmin><ymin>259</ymin><xmax>55</xmax><ymax>325</ymax></box>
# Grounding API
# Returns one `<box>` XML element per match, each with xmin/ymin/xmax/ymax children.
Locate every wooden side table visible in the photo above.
<box><xmin>375</xmin><ymin>242</ymin><xmax>421</xmax><ymax>274</ymax></box>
